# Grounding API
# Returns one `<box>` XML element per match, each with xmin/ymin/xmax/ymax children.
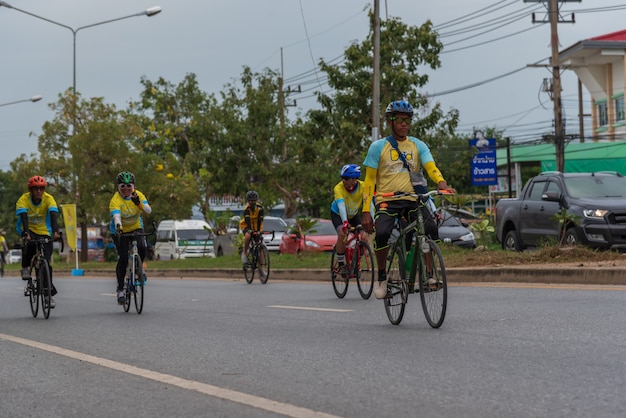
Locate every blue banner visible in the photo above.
<box><xmin>469</xmin><ymin>135</ymin><xmax>497</xmax><ymax>186</ymax></box>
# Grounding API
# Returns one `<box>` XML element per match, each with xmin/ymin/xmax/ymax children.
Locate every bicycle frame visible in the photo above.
<box><xmin>330</xmin><ymin>225</ymin><xmax>375</xmax><ymax>299</ymax></box>
<box><xmin>244</xmin><ymin>231</ymin><xmax>271</xmax><ymax>284</ymax></box>
<box><xmin>381</xmin><ymin>189</ymin><xmax>451</xmax><ymax>328</ymax></box>
<box><xmin>119</xmin><ymin>223</ymin><xmax>156</xmax><ymax>314</ymax></box>
<box><xmin>25</xmin><ymin>235</ymin><xmax>63</xmax><ymax>319</ymax></box>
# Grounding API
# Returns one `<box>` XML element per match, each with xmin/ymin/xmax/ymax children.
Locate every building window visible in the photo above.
<box><xmin>598</xmin><ymin>101</ymin><xmax>608</xmax><ymax>127</ymax></box>
<box><xmin>614</xmin><ymin>95</ymin><xmax>624</xmax><ymax>123</ymax></box>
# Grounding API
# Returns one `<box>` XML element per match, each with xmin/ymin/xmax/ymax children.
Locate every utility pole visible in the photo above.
<box><xmin>278</xmin><ymin>48</ymin><xmax>300</xmax><ymax>162</ymax></box>
<box><xmin>371</xmin><ymin>0</ymin><xmax>380</xmax><ymax>141</ymax></box>
<box><xmin>525</xmin><ymin>0</ymin><xmax>579</xmax><ymax>172</ymax></box>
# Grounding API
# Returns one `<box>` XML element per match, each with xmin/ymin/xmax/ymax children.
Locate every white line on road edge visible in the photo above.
<box><xmin>268</xmin><ymin>305</ymin><xmax>353</xmax><ymax>312</ymax></box>
<box><xmin>0</xmin><ymin>333</ymin><xmax>341</xmax><ymax>418</ymax></box>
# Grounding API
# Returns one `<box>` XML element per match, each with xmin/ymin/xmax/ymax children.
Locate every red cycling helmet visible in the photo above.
<box><xmin>28</xmin><ymin>175</ymin><xmax>47</xmax><ymax>188</ymax></box>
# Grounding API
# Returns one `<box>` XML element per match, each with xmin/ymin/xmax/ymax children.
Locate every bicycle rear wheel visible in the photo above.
<box><xmin>384</xmin><ymin>244</ymin><xmax>407</xmax><ymax>325</ymax></box>
<box><xmin>133</xmin><ymin>256</ymin><xmax>144</xmax><ymax>314</ymax></box>
<box><xmin>28</xmin><ymin>269</ymin><xmax>38</xmax><ymax>318</ymax></box>
<box><xmin>243</xmin><ymin>248</ymin><xmax>255</xmax><ymax>284</ymax></box>
<box><xmin>258</xmin><ymin>244</ymin><xmax>270</xmax><ymax>284</ymax></box>
<box><xmin>355</xmin><ymin>240</ymin><xmax>374</xmax><ymax>299</ymax></box>
<box><xmin>418</xmin><ymin>239</ymin><xmax>447</xmax><ymax>328</ymax></box>
<box><xmin>330</xmin><ymin>247</ymin><xmax>348</xmax><ymax>298</ymax></box>
<box><xmin>38</xmin><ymin>260</ymin><xmax>52</xmax><ymax>319</ymax></box>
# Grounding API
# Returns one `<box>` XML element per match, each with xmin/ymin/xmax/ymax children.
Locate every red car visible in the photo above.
<box><xmin>279</xmin><ymin>219</ymin><xmax>337</xmax><ymax>254</ymax></box>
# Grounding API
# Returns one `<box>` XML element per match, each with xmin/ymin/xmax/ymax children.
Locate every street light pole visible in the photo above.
<box><xmin>1</xmin><ymin>2</ymin><xmax>161</xmax><ymax>264</ymax></box>
<box><xmin>0</xmin><ymin>2</ymin><xmax>161</xmax><ymax>134</ymax></box>
<box><xmin>0</xmin><ymin>95</ymin><xmax>42</xmax><ymax>107</ymax></box>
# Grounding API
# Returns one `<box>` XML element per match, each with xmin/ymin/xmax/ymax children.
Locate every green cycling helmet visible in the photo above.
<box><xmin>116</xmin><ymin>171</ymin><xmax>135</xmax><ymax>185</ymax></box>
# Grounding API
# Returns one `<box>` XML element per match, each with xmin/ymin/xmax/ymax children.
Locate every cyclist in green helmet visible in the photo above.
<box><xmin>109</xmin><ymin>171</ymin><xmax>152</xmax><ymax>305</ymax></box>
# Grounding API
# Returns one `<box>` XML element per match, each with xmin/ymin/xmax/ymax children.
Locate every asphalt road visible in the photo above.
<box><xmin>1</xmin><ymin>276</ymin><xmax>625</xmax><ymax>418</ymax></box>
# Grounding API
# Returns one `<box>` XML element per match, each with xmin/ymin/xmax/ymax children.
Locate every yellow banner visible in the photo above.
<box><xmin>61</xmin><ymin>204</ymin><xmax>77</xmax><ymax>252</ymax></box>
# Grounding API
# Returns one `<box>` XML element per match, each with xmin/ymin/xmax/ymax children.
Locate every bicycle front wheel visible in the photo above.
<box><xmin>258</xmin><ymin>244</ymin><xmax>270</xmax><ymax>284</ymax></box>
<box><xmin>355</xmin><ymin>240</ymin><xmax>374</xmax><ymax>299</ymax></box>
<box><xmin>38</xmin><ymin>260</ymin><xmax>52</xmax><ymax>319</ymax></box>
<box><xmin>384</xmin><ymin>244</ymin><xmax>407</xmax><ymax>325</ymax></box>
<box><xmin>123</xmin><ymin>257</ymin><xmax>133</xmax><ymax>313</ymax></box>
<box><xmin>133</xmin><ymin>255</ymin><xmax>144</xmax><ymax>314</ymax></box>
<box><xmin>28</xmin><ymin>269</ymin><xmax>38</xmax><ymax>318</ymax></box>
<box><xmin>243</xmin><ymin>249</ymin><xmax>255</xmax><ymax>284</ymax></box>
<box><xmin>330</xmin><ymin>247</ymin><xmax>348</xmax><ymax>298</ymax></box>
<box><xmin>418</xmin><ymin>239</ymin><xmax>447</xmax><ymax>328</ymax></box>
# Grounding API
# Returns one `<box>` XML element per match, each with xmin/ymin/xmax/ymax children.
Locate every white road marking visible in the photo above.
<box><xmin>0</xmin><ymin>333</ymin><xmax>341</xmax><ymax>418</ymax></box>
<box><xmin>268</xmin><ymin>305</ymin><xmax>353</xmax><ymax>312</ymax></box>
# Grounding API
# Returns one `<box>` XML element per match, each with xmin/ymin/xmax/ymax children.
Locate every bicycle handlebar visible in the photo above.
<box><xmin>23</xmin><ymin>233</ymin><xmax>64</xmax><ymax>253</ymax></box>
<box><xmin>378</xmin><ymin>190</ymin><xmax>455</xmax><ymax>199</ymax></box>
<box><xmin>119</xmin><ymin>221</ymin><xmax>158</xmax><ymax>238</ymax></box>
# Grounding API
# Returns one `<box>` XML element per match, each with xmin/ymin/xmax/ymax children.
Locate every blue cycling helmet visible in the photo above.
<box><xmin>385</xmin><ymin>100</ymin><xmax>414</xmax><ymax>118</ymax></box>
<box><xmin>340</xmin><ymin>164</ymin><xmax>361</xmax><ymax>179</ymax></box>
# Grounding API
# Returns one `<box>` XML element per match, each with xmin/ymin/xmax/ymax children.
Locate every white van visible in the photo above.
<box><xmin>154</xmin><ymin>219</ymin><xmax>215</xmax><ymax>260</ymax></box>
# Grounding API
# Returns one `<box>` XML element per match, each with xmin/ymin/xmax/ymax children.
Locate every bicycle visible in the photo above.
<box><xmin>380</xmin><ymin>190</ymin><xmax>453</xmax><ymax>328</ymax></box>
<box><xmin>23</xmin><ymin>235</ymin><xmax>63</xmax><ymax>319</ymax></box>
<box><xmin>330</xmin><ymin>225</ymin><xmax>375</xmax><ymax>299</ymax></box>
<box><xmin>243</xmin><ymin>231</ymin><xmax>272</xmax><ymax>284</ymax></box>
<box><xmin>119</xmin><ymin>223</ymin><xmax>156</xmax><ymax>314</ymax></box>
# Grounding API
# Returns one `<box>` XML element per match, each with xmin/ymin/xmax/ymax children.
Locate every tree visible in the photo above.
<box><xmin>297</xmin><ymin>12</ymin><xmax>459</xmax><ymax>214</ymax></box>
<box><xmin>34</xmin><ymin>91</ymin><xmax>193</xmax><ymax>260</ymax></box>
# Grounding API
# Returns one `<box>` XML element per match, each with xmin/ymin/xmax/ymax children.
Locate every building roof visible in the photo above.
<box><xmin>589</xmin><ymin>29</ymin><xmax>626</xmax><ymax>42</ymax></box>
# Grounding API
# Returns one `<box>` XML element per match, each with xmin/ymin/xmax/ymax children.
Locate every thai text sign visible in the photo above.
<box><xmin>469</xmin><ymin>137</ymin><xmax>497</xmax><ymax>186</ymax></box>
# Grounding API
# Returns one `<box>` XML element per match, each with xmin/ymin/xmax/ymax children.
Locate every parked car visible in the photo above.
<box><xmin>155</xmin><ymin>219</ymin><xmax>214</xmax><ymax>259</ymax></box>
<box><xmin>262</xmin><ymin>216</ymin><xmax>288</xmax><ymax>252</ymax></box>
<box><xmin>6</xmin><ymin>249</ymin><xmax>22</xmax><ymax>264</ymax></box>
<box><xmin>437</xmin><ymin>210</ymin><xmax>477</xmax><ymax>249</ymax></box>
<box><xmin>279</xmin><ymin>219</ymin><xmax>337</xmax><ymax>254</ymax></box>
<box><xmin>496</xmin><ymin>171</ymin><xmax>626</xmax><ymax>251</ymax></box>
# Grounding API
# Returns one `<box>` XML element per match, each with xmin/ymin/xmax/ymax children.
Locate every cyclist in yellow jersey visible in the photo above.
<box><xmin>16</xmin><ymin>176</ymin><xmax>61</xmax><ymax>307</ymax></box>
<box><xmin>239</xmin><ymin>190</ymin><xmax>267</xmax><ymax>278</ymax></box>
<box><xmin>0</xmin><ymin>231</ymin><xmax>9</xmax><ymax>276</ymax></box>
<box><xmin>109</xmin><ymin>171</ymin><xmax>152</xmax><ymax>305</ymax></box>
<box><xmin>362</xmin><ymin>100</ymin><xmax>454</xmax><ymax>299</ymax></box>
<box><xmin>330</xmin><ymin>164</ymin><xmax>373</xmax><ymax>278</ymax></box>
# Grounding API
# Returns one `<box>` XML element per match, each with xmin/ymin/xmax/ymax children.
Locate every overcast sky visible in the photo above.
<box><xmin>2</xmin><ymin>0</ymin><xmax>626</xmax><ymax>170</ymax></box>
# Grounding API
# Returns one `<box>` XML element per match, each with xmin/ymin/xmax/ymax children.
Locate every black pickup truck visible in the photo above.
<box><xmin>495</xmin><ymin>171</ymin><xmax>626</xmax><ymax>251</ymax></box>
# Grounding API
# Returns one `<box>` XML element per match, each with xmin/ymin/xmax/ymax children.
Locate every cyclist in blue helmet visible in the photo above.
<box><xmin>330</xmin><ymin>164</ymin><xmax>374</xmax><ymax>278</ymax></box>
<box><xmin>362</xmin><ymin>100</ymin><xmax>454</xmax><ymax>299</ymax></box>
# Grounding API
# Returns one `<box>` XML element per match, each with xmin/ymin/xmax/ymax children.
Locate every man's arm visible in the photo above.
<box><xmin>362</xmin><ymin>166</ymin><xmax>377</xmax><ymax>212</ymax></box>
<box><xmin>423</xmin><ymin>161</ymin><xmax>454</xmax><ymax>191</ymax></box>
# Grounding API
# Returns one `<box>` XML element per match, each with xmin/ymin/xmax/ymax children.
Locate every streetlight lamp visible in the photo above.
<box><xmin>0</xmin><ymin>2</ymin><xmax>161</xmax><ymax>115</ymax></box>
<box><xmin>0</xmin><ymin>95</ymin><xmax>42</xmax><ymax>107</ymax></box>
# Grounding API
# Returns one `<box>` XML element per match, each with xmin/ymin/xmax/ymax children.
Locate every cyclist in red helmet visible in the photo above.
<box><xmin>16</xmin><ymin>175</ymin><xmax>61</xmax><ymax>307</ymax></box>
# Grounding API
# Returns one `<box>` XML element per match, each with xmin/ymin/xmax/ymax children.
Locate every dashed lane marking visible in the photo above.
<box><xmin>268</xmin><ymin>305</ymin><xmax>353</xmax><ymax>312</ymax></box>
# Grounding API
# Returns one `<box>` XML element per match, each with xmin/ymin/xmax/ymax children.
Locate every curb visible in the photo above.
<box><xmin>8</xmin><ymin>267</ymin><xmax>622</xmax><ymax>285</ymax></box>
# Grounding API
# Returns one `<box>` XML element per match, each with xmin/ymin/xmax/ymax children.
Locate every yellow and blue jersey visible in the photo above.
<box><xmin>363</xmin><ymin>136</ymin><xmax>444</xmax><ymax>208</ymax></box>
<box><xmin>331</xmin><ymin>180</ymin><xmax>364</xmax><ymax>221</ymax></box>
<box><xmin>15</xmin><ymin>192</ymin><xmax>59</xmax><ymax>236</ymax></box>
<box><xmin>109</xmin><ymin>190</ymin><xmax>149</xmax><ymax>234</ymax></box>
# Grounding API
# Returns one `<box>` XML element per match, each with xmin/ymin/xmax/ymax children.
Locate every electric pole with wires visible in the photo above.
<box><xmin>525</xmin><ymin>0</ymin><xmax>579</xmax><ymax>172</ymax></box>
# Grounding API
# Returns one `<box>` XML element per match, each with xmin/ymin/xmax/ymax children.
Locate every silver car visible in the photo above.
<box><xmin>262</xmin><ymin>216</ymin><xmax>288</xmax><ymax>252</ymax></box>
<box><xmin>7</xmin><ymin>249</ymin><xmax>22</xmax><ymax>264</ymax></box>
